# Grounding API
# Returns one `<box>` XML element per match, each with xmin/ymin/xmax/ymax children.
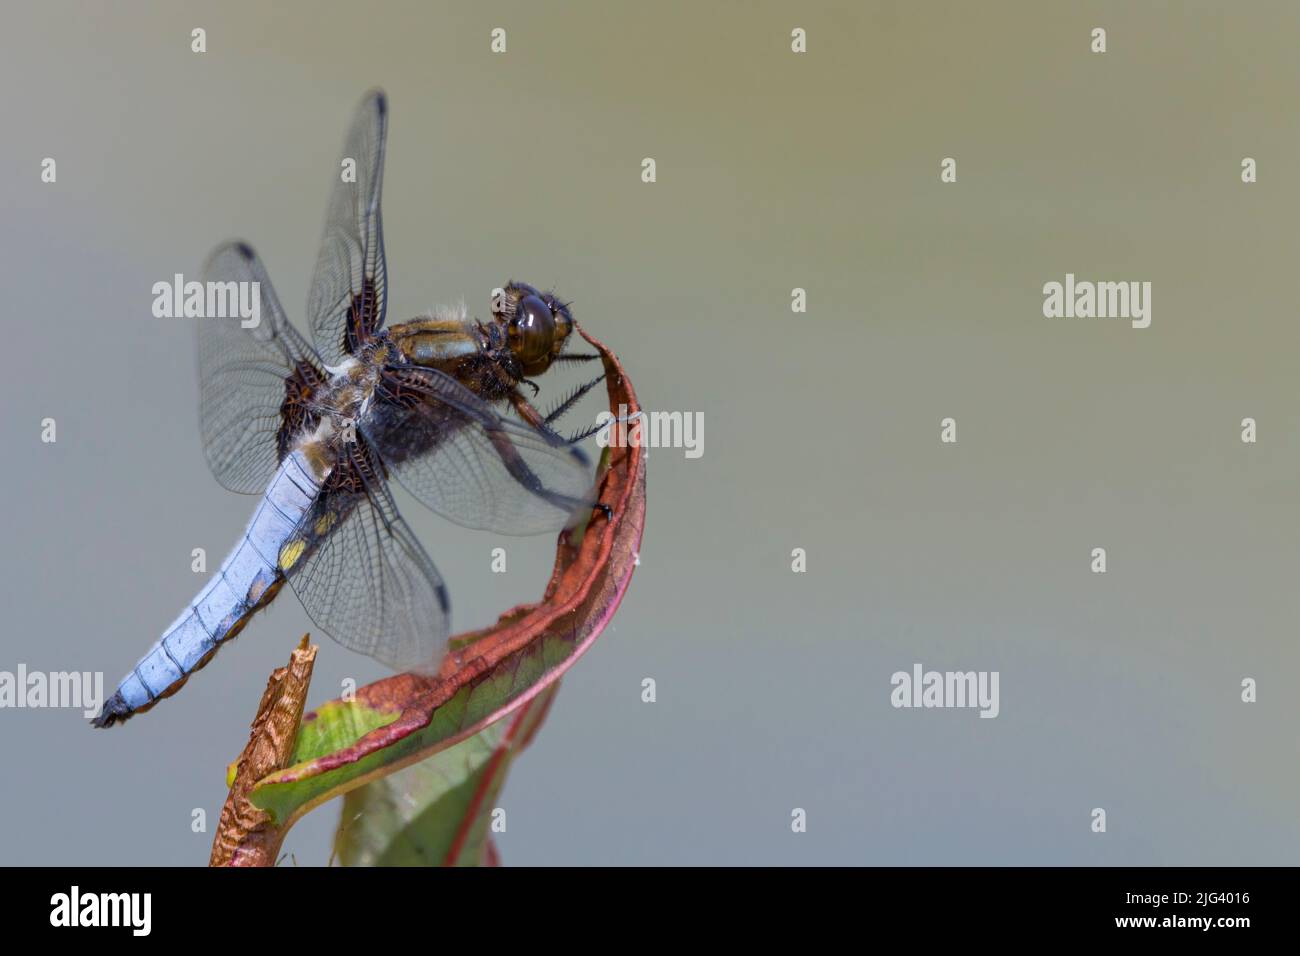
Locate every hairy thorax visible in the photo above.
<box><xmin>292</xmin><ymin>348</ymin><xmax>383</xmax><ymax>481</ymax></box>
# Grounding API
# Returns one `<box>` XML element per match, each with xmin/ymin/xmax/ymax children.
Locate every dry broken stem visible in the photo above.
<box><xmin>209</xmin><ymin>636</ymin><xmax>317</xmax><ymax>867</ymax></box>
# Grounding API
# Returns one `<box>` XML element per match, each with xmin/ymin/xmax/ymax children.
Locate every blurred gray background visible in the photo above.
<box><xmin>2</xmin><ymin>1</ymin><xmax>1299</xmax><ymax>864</ymax></box>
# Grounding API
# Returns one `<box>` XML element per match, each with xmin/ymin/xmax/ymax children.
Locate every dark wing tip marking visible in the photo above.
<box><xmin>359</xmin><ymin>87</ymin><xmax>387</xmax><ymax>118</ymax></box>
<box><xmin>203</xmin><ymin>239</ymin><xmax>257</xmax><ymax>273</ymax></box>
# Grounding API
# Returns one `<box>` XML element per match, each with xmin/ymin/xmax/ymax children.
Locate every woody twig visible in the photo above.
<box><xmin>209</xmin><ymin>635</ymin><xmax>317</xmax><ymax>867</ymax></box>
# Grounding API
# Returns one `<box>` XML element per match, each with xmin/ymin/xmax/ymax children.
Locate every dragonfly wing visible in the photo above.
<box><xmin>199</xmin><ymin>241</ymin><xmax>324</xmax><ymax>494</ymax></box>
<box><xmin>307</xmin><ymin>89</ymin><xmax>389</xmax><ymax>366</ymax></box>
<box><xmin>364</xmin><ymin>365</ymin><xmax>596</xmax><ymax>536</ymax></box>
<box><xmin>283</xmin><ymin>453</ymin><xmax>449</xmax><ymax>673</ymax></box>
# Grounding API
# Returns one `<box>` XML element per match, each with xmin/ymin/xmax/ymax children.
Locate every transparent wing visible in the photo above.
<box><xmin>199</xmin><ymin>241</ymin><xmax>324</xmax><ymax>494</ymax></box>
<box><xmin>307</xmin><ymin>89</ymin><xmax>389</xmax><ymax>366</ymax></box>
<box><xmin>286</xmin><ymin>472</ymin><xmax>449</xmax><ymax>673</ymax></box>
<box><xmin>363</xmin><ymin>365</ymin><xmax>596</xmax><ymax>536</ymax></box>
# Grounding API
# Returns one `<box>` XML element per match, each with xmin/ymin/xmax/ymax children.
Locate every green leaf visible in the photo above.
<box><xmin>334</xmin><ymin>683</ymin><xmax>559</xmax><ymax>866</ymax></box>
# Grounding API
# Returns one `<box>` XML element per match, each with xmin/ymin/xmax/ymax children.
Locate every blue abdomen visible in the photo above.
<box><xmin>93</xmin><ymin>450</ymin><xmax>320</xmax><ymax>727</ymax></box>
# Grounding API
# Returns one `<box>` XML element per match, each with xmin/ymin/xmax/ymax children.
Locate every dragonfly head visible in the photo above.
<box><xmin>495</xmin><ymin>281</ymin><xmax>574</xmax><ymax>377</ymax></box>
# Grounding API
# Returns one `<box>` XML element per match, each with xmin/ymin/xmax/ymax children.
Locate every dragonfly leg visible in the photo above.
<box><xmin>486</xmin><ymin>423</ymin><xmax>592</xmax><ymax>515</ymax></box>
<box><xmin>509</xmin><ymin>389</ymin><xmax>571</xmax><ymax>447</ymax></box>
<box><xmin>541</xmin><ymin>374</ymin><xmax>607</xmax><ymax>431</ymax></box>
<box><xmin>507</xmin><ymin>388</ymin><xmax>611</xmax><ymax>522</ymax></box>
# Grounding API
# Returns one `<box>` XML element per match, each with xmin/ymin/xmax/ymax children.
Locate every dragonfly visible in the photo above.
<box><xmin>93</xmin><ymin>90</ymin><xmax>604</xmax><ymax>727</ymax></box>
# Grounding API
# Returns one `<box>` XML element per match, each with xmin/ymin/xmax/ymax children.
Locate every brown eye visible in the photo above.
<box><xmin>510</xmin><ymin>294</ymin><xmax>555</xmax><ymax>363</ymax></box>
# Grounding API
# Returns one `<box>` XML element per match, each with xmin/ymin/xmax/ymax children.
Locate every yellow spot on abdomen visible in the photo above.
<box><xmin>279</xmin><ymin>539</ymin><xmax>307</xmax><ymax>571</ymax></box>
<box><xmin>315</xmin><ymin>511</ymin><xmax>338</xmax><ymax>536</ymax></box>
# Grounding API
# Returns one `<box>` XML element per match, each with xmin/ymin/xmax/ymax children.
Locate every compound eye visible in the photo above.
<box><xmin>510</xmin><ymin>294</ymin><xmax>555</xmax><ymax>363</ymax></box>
